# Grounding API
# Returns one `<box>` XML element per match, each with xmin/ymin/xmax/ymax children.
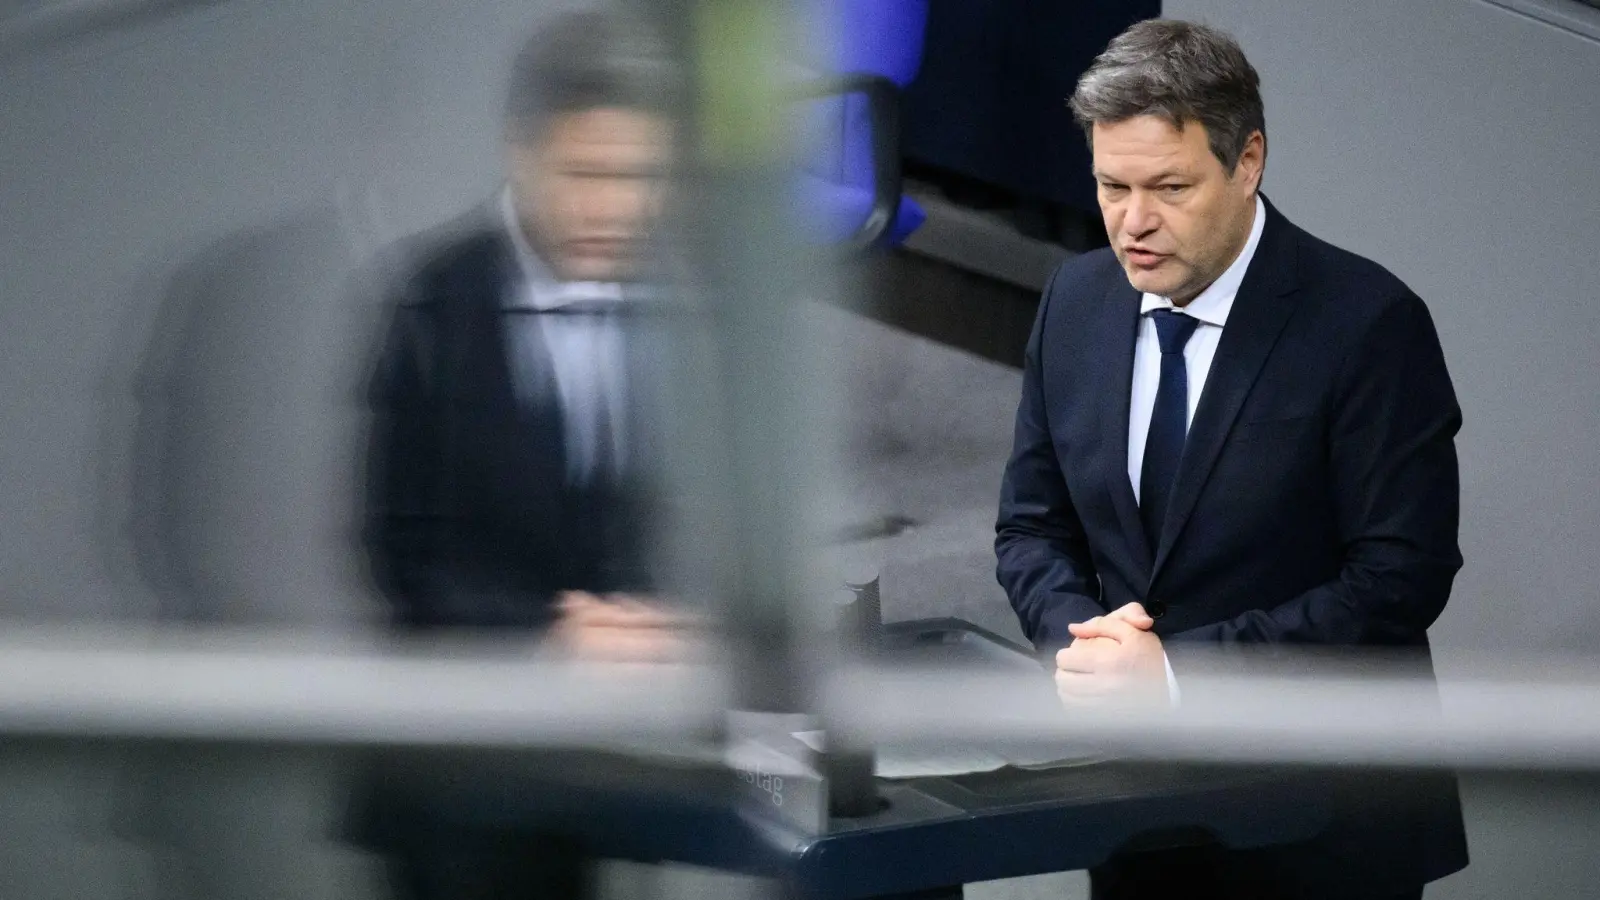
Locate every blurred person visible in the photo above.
<box><xmin>364</xmin><ymin>8</ymin><xmax>686</xmax><ymax>656</ymax></box>
<box><xmin>355</xmin><ymin>10</ymin><xmax>687</xmax><ymax>900</ymax></box>
<box><xmin>994</xmin><ymin>19</ymin><xmax>1466</xmax><ymax>900</ymax></box>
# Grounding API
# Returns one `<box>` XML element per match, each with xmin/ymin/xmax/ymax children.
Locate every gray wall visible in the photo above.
<box><xmin>0</xmin><ymin>0</ymin><xmax>546</xmax><ymax>625</ymax></box>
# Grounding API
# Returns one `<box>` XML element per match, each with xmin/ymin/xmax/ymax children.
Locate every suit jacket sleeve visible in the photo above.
<box><xmin>362</xmin><ymin>295</ymin><xmax>556</xmax><ymax>631</ymax></box>
<box><xmin>996</xmin><ymin>270</ymin><xmax>1106</xmax><ymax>653</ymax></box>
<box><xmin>1170</xmin><ymin>291</ymin><xmax>1462</xmax><ymax>650</ymax></box>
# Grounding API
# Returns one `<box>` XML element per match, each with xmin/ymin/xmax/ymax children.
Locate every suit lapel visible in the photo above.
<box><xmin>1150</xmin><ymin>200</ymin><xmax>1302</xmax><ymax>580</ymax></box>
<box><xmin>1093</xmin><ymin>276</ymin><xmax>1154</xmax><ymax>574</ymax></box>
<box><xmin>462</xmin><ymin>227</ymin><xmax>570</xmax><ymax>482</ymax></box>
<box><xmin>458</xmin><ymin>229</ymin><xmax>520</xmax><ymax>404</ymax></box>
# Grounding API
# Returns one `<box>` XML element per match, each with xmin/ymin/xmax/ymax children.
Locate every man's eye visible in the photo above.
<box><xmin>1161</xmin><ymin>184</ymin><xmax>1186</xmax><ymax>194</ymax></box>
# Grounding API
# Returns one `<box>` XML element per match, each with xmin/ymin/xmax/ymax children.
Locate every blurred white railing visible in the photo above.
<box><xmin>5</xmin><ymin>627</ymin><xmax>1600</xmax><ymax>772</ymax></box>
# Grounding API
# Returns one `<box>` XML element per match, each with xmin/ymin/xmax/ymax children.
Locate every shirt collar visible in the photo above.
<box><xmin>499</xmin><ymin>186</ymin><xmax>624</xmax><ymax>311</ymax></box>
<box><xmin>1139</xmin><ymin>193</ymin><xmax>1267</xmax><ymax>328</ymax></box>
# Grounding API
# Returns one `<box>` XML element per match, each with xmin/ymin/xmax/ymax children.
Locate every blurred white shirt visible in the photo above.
<box><xmin>501</xmin><ymin>189</ymin><xmax>629</xmax><ymax>485</ymax></box>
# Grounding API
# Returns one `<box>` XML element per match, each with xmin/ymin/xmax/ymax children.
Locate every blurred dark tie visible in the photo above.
<box><xmin>1139</xmin><ymin>309</ymin><xmax>1201</xmax><ymax>550</ymax></box>
<box><xmin>504</xmin><ymin>287</ymin><xmax>629</xmax><ymax>483</ymax></box>
<box><xmin>522</xmin><ymin>300</ymin><xmax>627</xmax><ymax>317</ymax></box>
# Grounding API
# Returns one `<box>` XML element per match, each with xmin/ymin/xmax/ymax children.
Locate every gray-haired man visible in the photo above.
<box><xmin>995</xmin><ymin>19</ymin><xmax>1468</xmax><ymax>900</ymax></box>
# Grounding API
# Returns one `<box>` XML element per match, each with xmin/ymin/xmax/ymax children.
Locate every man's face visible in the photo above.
<box><xmin>508</xmin><ymin>107</ymin><xmax>674</xmax><ymax>282</ymax></box>
<box><xmin>1092</xmin><ymin>115</ymin><xmax>1264</xmax><ymax>304</ymax></box>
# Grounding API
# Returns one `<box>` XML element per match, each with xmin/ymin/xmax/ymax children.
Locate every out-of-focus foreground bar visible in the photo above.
<box><xmin>3</xmin><ymin>628</ymin><xmax>1600</xmax><ymax>772</ymax></box>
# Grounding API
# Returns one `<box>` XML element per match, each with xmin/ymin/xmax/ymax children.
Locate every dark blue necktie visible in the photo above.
<box><xmin>1139</xmin><ymin>309</ymin><xmax>1201</xmax><ymax>550</ymax></box>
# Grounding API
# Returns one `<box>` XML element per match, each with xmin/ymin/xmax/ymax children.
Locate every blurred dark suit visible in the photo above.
<box><xmin>354</xmin><ymin>205</ymin><xmax>666</xmax><ymax>900</ymax></box>
<box><xmin>362</xmin><ymin>210</ymin><xmax>659</xmax><ymax>633</ymax></box>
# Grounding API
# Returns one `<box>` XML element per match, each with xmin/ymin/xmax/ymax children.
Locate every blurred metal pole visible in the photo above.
<box><xmin>0</xmin><ymin>628</ymin><xmax>727</xmax><ymax>748</ymax></box>
<box><xmin>17</xmin><ymin>631</ymin><xmax>1600</xmax><ymax>771</ymax></box>
<box><xmin>821</xmin><ymin>659</ymin><xmax>1600</xmax><ymax>771</ymax></box>
<box><xmin>643</xmin><ymin>0</ymin><xmax>845</xmax><ymax>714</ymax></box>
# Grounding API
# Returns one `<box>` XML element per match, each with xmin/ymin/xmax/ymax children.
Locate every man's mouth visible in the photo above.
<box><xmin>1124</xmin><ymin>247</ymin><xmax>1168</xmax><ymax>268</ymax></box>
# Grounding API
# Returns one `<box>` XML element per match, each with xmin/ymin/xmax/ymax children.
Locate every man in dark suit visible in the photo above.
<box><xmin>994</xmin><ymin>20</ymin><xmax>1469</xmax><ymax>900</ymax></box>
<box><xmin>358</xmin><ymin>10</ymin><xmax>688</xmax><ymax>899</ymax></box>
<box><xmin>365</xmin><ymin>8</ymin><xmax>685</xmax><ymax>654</ymax></box>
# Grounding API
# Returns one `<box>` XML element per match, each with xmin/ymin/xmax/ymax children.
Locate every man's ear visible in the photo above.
<box><xmin>1234</xmin><ymin>130</ymin><xmax>1267</xmax><ymax>192</ymax></box>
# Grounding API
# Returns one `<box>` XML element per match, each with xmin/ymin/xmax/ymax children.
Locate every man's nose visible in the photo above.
<box><xmin>1123</xmin><ymin>192</ymin><xmax>1161</xmax><ymax>240</ymax></box>
<box><xmin>582</xmin><ymin>179</ymin><xmax>640</xmax><ymax>223</ymax></box>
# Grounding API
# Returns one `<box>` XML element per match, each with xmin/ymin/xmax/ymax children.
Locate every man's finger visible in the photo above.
<box><xmin>607</xmin><ymin>598</ymin><xmax>668</xmax><ymax>625</ymax></box>
<box><xmin>606</xmin><ymin>595</ymin><xmax>704</xmax><ymax>629</ymax></box>
<box><xmin>1055</xmin><ymin>640</ymin><xmax>1104</xmax><ymax>673</ymax></box>
<box><xmin>1066</xmin><ymin>617</ymin><xmax>1109</xmax><ymax>638</ymax></box>
<box><xmin>1069</xmin><ymin>614</ymin><xmax>1141</xmax><ymax>643</ymax></box>
<box><xmin>1107</xmin><ymin>602</ymin><xmax>1155</xmax><ymax>630</ymax></box>
<box><xmin>1067</xmin><ymin>620</ymin><xmax>1115</xmax><ymax>642</ymax></box>
<box><xmin>569</xmin><ymin>601</ymin><xmax>638</xmax><ymax>627</ymax></box>
<box><xmin>558</xmin><ymin>593</ymin><xmax>617</xmax><ymax>626</ymax></box>
<box><xmin>567</xmin><ymin>625</ymin><xmax>684</xmax><ymax>663</ymax></box>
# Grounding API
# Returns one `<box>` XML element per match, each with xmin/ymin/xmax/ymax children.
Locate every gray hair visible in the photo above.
<box><xmin>1070</xmin><ymin>19</ymin><xmax>1265</xmax><ymax>174</ymax></box>
<box><xmin>505</xmin><ymin>10</ymin><xmax>681</xmax><ymax>143</ymax></box>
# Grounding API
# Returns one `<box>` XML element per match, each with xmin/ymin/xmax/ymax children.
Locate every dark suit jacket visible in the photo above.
<box><xmin>362</xmin><ymin>215</ymin><xmax>658</xmax><ymax>632</ymax></box>
<box><xmin>995</xmin><ymin>198</ymin><xmax>1468</xmax><ymax>893</ymax></box>
<box><xmin>352</xmin><ymin>213</ymin><xmax>669</xmax><ymax>853</ymax></box>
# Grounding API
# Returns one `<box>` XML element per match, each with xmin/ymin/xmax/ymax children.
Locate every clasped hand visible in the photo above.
<box><xmin>549</xmin><ymin>591</ymin><xmax>702</xmax><ymax>663</ymax></box>
<box><xmin>1054</xmin><ymin>602</ymin><xmax>1170</xmax><ymax>708</ymax></box>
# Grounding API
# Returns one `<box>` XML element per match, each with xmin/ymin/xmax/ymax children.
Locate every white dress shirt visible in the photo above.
<box><xmin>501</xmin><ymin>189</ymin><xmax>629</xmax><ymax>485</ymax></box>
<box><xmin>1125</xmin><ymin>194</ymin><xmax>1265</xmax><ymax>702</ymax></box>
<box><xmin>1127</xmin><ymin>194</ymin><xmax>1266</xmax><ymax>501</ymax></box>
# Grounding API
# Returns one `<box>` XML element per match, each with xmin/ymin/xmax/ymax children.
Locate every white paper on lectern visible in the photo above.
<box><xmin>790</xmin><ymin>730</ymin><xmax>1104</xmax><ymax>779</ymax></box>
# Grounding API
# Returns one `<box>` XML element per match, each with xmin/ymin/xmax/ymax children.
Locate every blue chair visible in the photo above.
<box><xmin>795</xmin><ymin>0</ymin><xmax>928</xmax><ymax>251</ymax></box>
